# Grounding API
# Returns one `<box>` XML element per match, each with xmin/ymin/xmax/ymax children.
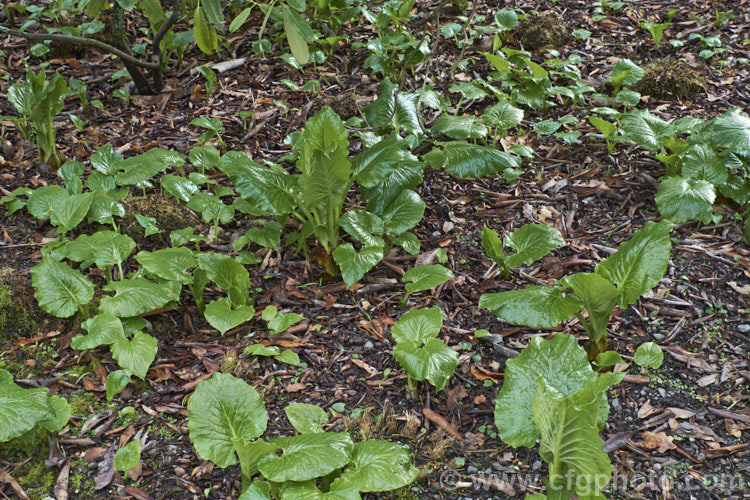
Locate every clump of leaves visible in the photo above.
<box><xmin>634</xmin><ymin>59</ymin><xmax>703</xmax><ymax>101</ymax></box>
<box><xmin>480</xmin><ymin>220</ymin><xmax>673</xmax><ymax>359</ymax></box>
<box><xmin>187</xmin><ymin>372</ymin><xmax>419</xmax><ymax>496</ymax></box>
<box><xmin>481</xmin><ymin>223</ymin><xmax>565</xmax><ymax>280</ymax></box>
<box><xmin>494</xmin><ymin>334</ymin><xmax>623</xmax><ymax>499</ymax></box>
<box><xmin>514</xmin><ymin>12</ymin><xmax>568</xmax><ymax>53</ymax></box>
<box><xmin>391</xmin><ymin>307</ymin><xmax>458</xmax><ymax>392</ymax></box>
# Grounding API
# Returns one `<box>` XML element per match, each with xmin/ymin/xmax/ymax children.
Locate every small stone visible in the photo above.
<box><xmin>363</xmin><ymin>341</ymin><xmax>374</xmax><ymax>350</ymax></box>
<box><xmin>411</xmin><ymin>487</ymin><xmax>419</xmax><ymax>493</ymax></box>
<box><xmin>658</xmin><ymin>388</ymin><xmax>667</xmax><ymax>398</ymax></box>
<box><xmin>467</xmin><ymin>465</ymin><xmax>478</xmax><ymax>474</ymax></box>
<box><xmin>532</xmin><ymin>461</ymin><xmax>542</xmax><ymax>471</ymax></box>
<box><xmin>676</xmin><ymin>284</ymin><xmax>687</xmax><ymax>293</ymax></box>
<box><xmin>174</xmin><ymin>466</ymin><xmax>185</xmax><ymax>476</ymax></box>
<box><xmin>352</xmin><ymin>335</ymin><xmax>363</xmax><ymax>344</ymax></box>
<box><xmin>611</xmin><ymin>398</ymin><xmax>620</xmax><ymax>410</ymax></box>
<box><xmin>738</xmin><ymin>324</ymin><xmax>750</xmax><ymax>333</ymax></box>
<box><xmin>484</xmin><ymin>468</ymin><xmax>492</xmax><ymax>475</ymax></box>
<box><xmin>653</xmin><ymin>333</ymin><xmax>664</xmax><ymax>341</ymax></box>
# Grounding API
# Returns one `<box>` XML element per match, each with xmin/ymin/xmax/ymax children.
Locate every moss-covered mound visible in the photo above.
<box><xmin>514</xmin><ymin>12</ymin><xmax>568</xmax><ymax>53</ymax></box>
<box><xmin>634</xmin><ymin>59</ymin><xmax>703</xmax><ymax>101</ymax></box>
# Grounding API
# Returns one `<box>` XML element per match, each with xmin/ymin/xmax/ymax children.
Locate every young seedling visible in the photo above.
<box><xmin>189</xmin><ymin>116</ymin><xmax>226</xmax><ymax>147</ymax></box>
<box><xmin>481</xmin><ymin>223</ymin><xmax>564</xmax><ymax>280</ymax></box>
<box><xmin>638</xmin><ymin>20</ymin><xmax>671</xmax><ymax>49</ymax></box>
<box><xmin>195</xmin><ymin>66</ymin><xmax>217</xmax><ymax>102</ymax></box>
<box><xmin>400</xmin><ymin>264</ymin><xmax>454</xmax><ymax>308</ymax></box>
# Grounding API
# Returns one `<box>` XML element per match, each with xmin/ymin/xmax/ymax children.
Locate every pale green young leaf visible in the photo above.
<box><xmin>37</xmin><ymin>395</ymin><xmax>71</xmax><ymax>433</ymax></box>
<box><xmin>30</xmin><ymin>258</ymin><xmax>95</xmax><ymax>318</ymax></box>
<box><xmin>71</xmin><ymin>313</ymin><xmax>126</xmax><ymax>350</ymax></box>
<box><xmin>380</xmin><ymin>190</ymin><xmax>425</xmax><ymax>235</ymax></box>
<box><xmin>198</xmin><ymin>253</ymin><xmax>250</xmax><ymax>306</ymax></box>
<box><xmin>330</xmin><ymin>440</ymin><xmax>419</xmax><ymax>492</ymax></box>
<box><xmin>393</xmin><ymin>338</ymin><xmax>458</xmax><ymax>391</ymax></box>
<box><xmin>333</xmin><ymin>244</ymin><xmax>384</xmax><ymax>288</ymax></box>
<box><xmin>611</xmin><ymin>58</ymin><xmax>644</xmax><ymax>87</ymax></box>
<box><xmin>285</xmin><ymin>403</ymin><xmax>328</xmax><ymax>434</ymax></box>
<box><xmin>568</xmin><ymin>273</ymin><xmax>619</xmax><ymax>344</ymax></box>
<box><xmin>204</xmin><ymin>298</ymin><xmax>255</xmax><ymax>335</ymax></box>
<box><xmin>274</xmin><ymin>349</ymin><xmax>301</xmax><ymax>366</ymax></box>
<box><xmin>402</xmin><ymin>264</ymin><xmax>454</xmax><ymax>293</ymax></box>
<box><xmin>481</xmin><ymin>225</ymin><xmax>506</xmax><ymax>268</ymax></box>
<box><xmin>188</xmin><ymin>373</ymin><xmax>268</xmax><ymax>467</ymax></box>
<box><xmin>99</xmin><ymin>279</ymin><xmax>180</xmax><ymax>317</ymax></box>
<box><xmin>479</xmin><ymin>285</ymin><xmax>582</xmax><ymax>329</ymax></box>
<box><xmin>110</xmin><ymin>331</ymin><xmax>158</xmax><ymax>379</ymax></box>
<box><xmin>504</xmin><ymin>223</ymin><xmax>565</xmax><ymax>268</ymax></box>
<box><xmin>194</xmin><ymin>3</ymin><xmax>218</xmax><ymax>54</ymax></box>
<box><xmin>106</xmin><ymin>370</ymin><xmax>131</xmax><ymax>402</ymax></box>
<box><xmin>114</xmin><ymin>439</ymin><xmax>141</xmax><ymax>472</ymax></box>
<box><xmin>136</xmin><ymin>247</ymin><xmax>197</xmax><ymax>284</ymax></box>
<box><xmin>634</xmin><ymin>342</ymin><xmax>663</xmax><ymax>369</ymax></box>
<box><xmin>257</xmin><ymin>433</ymin><xmax>354</xmax><ymax>482</ymax></box>
<box><xmin>283</xmin><ymin>6</ymin><xmax>310</xmax><ymax>65</ymax></box>
<box><xmin>391</xmin><ymin>307</ymin><xmax>442</xmax><ymax>344</ymax></box>
<box><xmin>423</xmin><ymin>141</ymin><xmax>520</xmax><ymax>178</ymax></box>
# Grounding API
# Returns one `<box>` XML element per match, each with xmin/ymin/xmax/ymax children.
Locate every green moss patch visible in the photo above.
<box><xmin>634</xmin><ymin>59</ymin><xmax>704</xmax><ymax>101</ymax></box>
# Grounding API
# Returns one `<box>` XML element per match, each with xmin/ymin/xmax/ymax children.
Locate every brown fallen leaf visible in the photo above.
<box><xmin>122</xmin><ymin>485</ymin><xmax>152</xmax><ymax>500</ymax></box>
<box><xmin>467</xmin><ymin>474</ymin><xmax>515</xmax><ymax>496</ymax></box>
<box><xmin>637</xmin><ymin>400</ymin><xmax>657</xmax><ymax>419</ymax></box>
<box><xmin>54</xmin><ymin>459</ymin><xmax>70</xmax><ymax>500</ymax></box>
<box><xmin>285</xmin><ymin>382</ymin><xmax>307</xmax><ymax>393</ymax></box>
<box><xmin>641</xmin><ymin>431</ymin><xmax>677</xmax><ymax>453</ymax></box>
<box><xmin>0</xmin><ymin>470</ymin><xmax>29</xmax><ymax>500</ymax></box>
<box><xmin>350</xmin><ymin>357</ymin><xmax>378</xmax><ymax>377</ymax></box>
<box><xmin>422</xmin><ymin>408</ymin><xmax>466</xmax><ymax>443</ymax></box>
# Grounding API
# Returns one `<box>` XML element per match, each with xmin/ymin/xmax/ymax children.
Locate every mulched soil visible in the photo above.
<box><xmin>1</xmin><ymin>0</ymin><xmax>749</xmax><ymax>498</ymax></box>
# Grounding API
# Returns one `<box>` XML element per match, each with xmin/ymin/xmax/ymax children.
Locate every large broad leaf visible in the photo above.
<box><xmin>300</xmin><ymin>150</ymin><xmax>351</xmax><ymax>217</ymax></box>
<box><xmin>71</xmin><ymin>313</ymin><xmax>126</xmax><ymax>350</ymax></box>
<box><xmin>479</xmin><ymin>285</ymin><xmax>582</xmax><ymax>329</ymax></box>
<box><xmin>238</xmin><ymin>482</ymin><xmax>272</xmax><ymax>500</ymax></box>
<box><xmin>284</xmin><ymin>403</ymin><xmax>328</xmax><ymax>434</ymax></box>
<box><xmin>99</xmin><ymin>278</ymin><xmax>180</xmax><ymax>317</ymax></box>
<box><xmin>331</xmin><ymin>440</ymin><xmax>419</xmax><ymax>492</ymax></box>
<box><xmin>189</xmin><ymin>146</ymin><xmax>221</xmax><ymax>171</ymax></box>
<box><xmin>220</xmin><ymin>152</ymin><xmax>297</xmax><ymax>216</ymax></box>
<box><xmin>136</xmin><ymin>247</ymin><xmax>197</xmax><ymax>284</ymax></box>
<box><xmin>351</xmin><ymin>134</ymin><xmax>420</xmax><ymax>188</ymax></box>
<box><xmin>610</xmin><ymin>58</ymin><xmax>644</xmax><ymax>87</ymax></box>
<box><xmin>193</xmin><ymin>2</ymin><xmax>218</xmax><ymax>54</ymax></box>
<box><xmin>114</xmin><ymin>149</ymin><xmax>184</xmax><ymax>186</ymax></box>
<box><xmin>204</xmin><ymin>298</ymin><xmax>255</xmax><ymax>335</ymax></box>
<box><xmin>27</xmin><ymin>185</ymin><xmax>67</xmax><ymax>220</ymax></box>
<box><xmin>362</xmin><ymin>78</ymin><xmax>422</xmax><ymax>134</ymax></box>
<box><xmin>655</xmin><ymin>177</ymin><xmax>715</xmax><ymax>224</ymax></box>
<box><xmin>361</xmin><ymin>164</ymin><xmax>423</xmax><ymax>216</ymax></box>
<box><xmin>380</xmin><ymin>190</ymin><xmax>425</xmax><ymax>235</ymax></box>
<box><xmin>393</xmin><ymin>338</ymin><xmax>458</xmax><ymax>391</ymax></box>
<box><xmin>711</xmin><ymin>108</ymin><xmax>750</xmax><ymax>151</ymax></box>
<box><xmin>198</xmin><ymin>253</ymin><xmax>250</xmax><ymax>306</ymax></box>
<box><xmin>494</xmin><ymin>334</ymin><xmax>597</xmax><ymax>448</ymax></box>
<box><xmin>283</xmin><ymin>6</ymin><xmax>310</xmax><ymax>65</ymax></box>
<box><xmin>114</xmin><ymin>439</ymin><xmax>142</xmax><ymax>472</ymax></box>
<box><xmin>332</xmin><ymin>244</ymin><xmax>384</xmax><ymax>288</ymax></box>
<box><xmin>680</xmin><ymin>143</ymin><xmax>727</xmax><ymax>184</ymax></box>
<box><xmin>86</xmin><ymin>193</ymin><xmax>125</xmax><ymax>225</ymax></box>
<box><xmin>110</xmin><ymin>331</ymin><xmax>158</xmax><ymax>379</ymax></box>
<box><xmin>49</xmin><ymin>192</ymin><xmax>93</xmax><ymax>233</ymax></box>
<box><xmin>188</xmin><ymin>372</ymin><xmax>268</xmax><ymax>467</ymax></box>
<box><xmin>0</xmin><ymin>382</ymin><xmax>54</xmax><ymax>442</ymax></box>
<box><xmin>391</xmin><ymin>307</ymin><xmax>442</xmax><ymax>344</ymax></box>
<box><xmin>568</xmin><ymin>273</ymin><xmax>618</xmax><ymax>344</ymax></box>
<box><xmin>431</xmin><ymin>114</ymin><xmax>488</xmax><ymax>140</ymax></box>
<box><xmin>37</xmin><ymin>394</ymin><xmax>71</xmax><ymax>433</ymax></box>
<box><xmin>340</xmin><ymin>210</ymin><xmax>384</xmax><ymax>247</ymax></box>
<box><xmin>533</xmin><ymin>381</ymin><xmax>613</xmax><ymax>499</ymax></box>
<box><xmin>719</xmin><ymin>173</ymin><xmax>750</xmax><ymax>205</ymax></box>
<box><xmin>504</xmin><ymin>223</ymin><xmax>565</xmax><ymax>268</ymax></box>
<box><xmin>162</xmin><ymin>175</ymin><xmax>200</xmax><ymax>201</ymax></box>
<box><xmin>30</xmin><ymin>258</ymin><xmax>95</xmax><ymax>318</ymax></box>
<box><xmin>482</xmin><ymin>101</ymin><xmax>523</xmax><ymax>130</ymax></box>
<box><xmin>595</xmin><ymin>220</ymin><xmax>673</xmax><ymax>308</ymax></box>
<box><xmin>91</xmin><ymin>144</ymin><xmax>124</xmax><ymax>175</ymax></box>
<box><xmin>257</xmin><ymin>433</ymin><xmax>354</xmax><ymax>482</ymax></box>
<box><xmin>620</xmin><ymin>109</ymin><xmax>674</xmax><ymax>151</ymax></box>
<box><xmin>402</xmin><ymin>264</ymin><xmax>454</xmax><ymax>293</ymax></box>
<box><xmin>87</xmin><ymin>231</ymin><xmax>136</xmax><ymax>268</ymax></box>
<box><xmin>299</xmin><ymin>106</ymin><xmax>349</xmax><ymax>174</ymax></box>
<box><xmin>423</xmin><ymin>141</ymin><xmax>521</xmax><ymax>179</ymax></box>
<box><xmin>238</xmin><ymin>220</ymin><xmax>283</xmax><ymax>250</ymax></box>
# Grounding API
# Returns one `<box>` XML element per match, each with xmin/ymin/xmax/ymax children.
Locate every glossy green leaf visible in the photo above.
<box><xmin>402</xmin><ymin>264</ymin><xmax>454</xmax><ymax>293</ymax></box>
<box><xmin>114</xmin><ymin>148</ymin><xmax>184</xmax><ymax>186</ymax></box>
<box><xmin>30</xmin><ymin>258</ymin><xmax>95</xmax><ymax>318</ymax></box>
<box><xmin>391</xmin><ymin>307</ymin><xmax>442</xmax><ymax>344</ymax></box>
<box><xmin>393</xmin><ymin>338</ymin><xmax>458</xmax><ymax>391</ymax></box>
<box><xmin>479</xmin><ymin>285</ymin><xmax>582</xmax><ymax>328</ymax></box>
<box><xmin>333</xmin><ymin>244</ymin><xmax>384</xmax><ymax>288</ymax></box>
<box><xmin>482</xmin><ymin>101</ymin><xmax>524</xmax><ymax>130</ymax></box>
<box><xmin>0</xmin><ymin>381</ymin><xmax>54</xmax><ymax>442</ymax></box>
<box><xmin>263</xmin><ymin>306</ymin><xmax>305</xmax><ymax>334</ymax></box>
<box><xmin>37</xmin><ymin>395</ymin><xmax>71</xmax><ymax>433</ymax></box>
<box><xmin>111</xmin><ymin>331</ymin><xmax>158</xmax><ymax>379</ymax></box>
<box><xmin>391</xmin><ymin>232</ymin><xmax>421</xmax><ymax>256</ymax></box>
<box><xmin>533</xmin><ymin>380</ymin><xmax>613</xmax><ymax>499</ymax></box>
<box><xmin>198</xmin><ymin>253</ymin><xmax>250</xmax><ymax>306</ymax></box>
<box><xmin>283</xmin><ymin>6</ymin><xmax>310</xmax><ymax>65</ymax></box>
<box><xmin>99</xmin><ymin>279</ymin><xmax>180</xmax><ymax>317</ymax></box>
<box><xmin>86</xmin><ymin>230</ymin><xmax>136</xmax><ymax>268</ymax></box>
<box><xmin>380</xmin><ymin>190</ymin><xmax>425</xmax><ymax>235</ymax></box>
<box><xmin>362</xmin><ymin>78</ymin><xmax>422</xmax><ymax>134</ymax></box>
<box><xmin>655</xmin><ymin>177</ymin><xmax>715</xmax><ymax>224</ymax></box>
<box><xmin>634</xmin><ymin>342</ymin><xmax>663</xmax><ymax>369</ymax></box>
<box><xmin>136</xmin><ymin>247</ymin><xmax>197</xmax><ymax>284</ymax></box>
<box><xmin>90</xmin><ymin>144</ymin><xmax>123</xmax><ymax>175</ymax></box>
<box><xmin>595</xmin><ymin>220</ymin><xmax>673</xmax><ymax>308</ymax></box>
<box><xmin>220</xmin><ymin>152</ymin><xmax>297</xmax><ymax>215</ymax></box>
<box><xmin>106</xmin><ymin>370</ymin><xmax>131</xmax><ymax>402</ymax></box>
<box><xmin>239</xmin><ymin>220</ymin><xmax>283</xmax><ymax>249</ymax></box>
<box><xmin>711</xmin><ymin>108</ymin><xmax>750</xmax><ymax>151</ymax></box>
<box><xmin>162</xmin><ymin>175</ymin><xmax>200</xmax><ymax>201</ymax></box>
<box><xmin>49</xmin><ymin>192</ymin><xmax>93</xmax><ymax>233</ymax></box>
<box><xmin>244</xmin><ymin>343</ymin><xmax>280</xmax><ymax>357</ymax></box>
<box><xmin>610</xmin><ymin>58</ymin><xmax>644</xmax><ymax>87</ymax></box>
<box><xmin>188</xmin><ymin>372</ymin><xmax>268</xmax><ymax>467</ymax></box>
<box><xmin>424</xmin><ymin>141</ymin><xmax>521</xmax><ymax>179</ymax></box>
<box><xmin>568</xmin><ymin>273</ymin><xmax>618</xmax><ymax>344</ymax></box>
<box><xmin>86</xmin><ymin>193</ymin><xmax>124</xmax><ymax>225</ymax></box>
<box><xmin>588</xmin><ymin>116</ymin><xmax>617</xmax><ymax>138</ymax></box>
<box><xmin>71</xmin><ymin>313</ymin><xmax>126</xmax><ymax>350</ymax></box>
<box><xmin>281</xmin><ymin>481</ymin><xmax>359</xmax><ymax>500</ymax></box>
<box><xmin>285</xmin><ymin>403</ymin><xmax>328</xmax><ymax>434</ymax></box>
<box><xmin>351</xmin><ymin>134</ymin><xmax>420</xmax><ymax>188</ymax></box>
<box><xmin>620</xmin><ymin>109</ymin><xmax>674</xmax><ymax>151</ymax></box>
<box><xmin>431</xmin><ymin>114</ymin><xmax>488</xmax><ymax>140</ymax></box>
<box><xmin>114</xmin><ymin>439</ymin><xmax>141</xmax><ymax>472</ymax></box>
<box><xmin>494</xmin><ymin>334</ymin><xmax>597</xmax><ymax>448</ymax></box>
<box><xmin>257</xmin><ymin>433</ymin><xmax>354</xmax><ymax>482</ymax></box>
<box><xmin>204</xmin><ymin>298</ymin><xmax>255</xmax><ymax>335</ymax></box>
<box><xmin>194</xmin><ymin>3</ymin><xmax>218</xmax><ymax>54</ymax></box>
<box><xmin>340</xmin><ymin>210</ymin><xmax>384</xmax><ymax>247</ymax></box>
<box><xmin>238</xmin><ymin>481</ymin><xmax>272</xmax><ymax>500</ymax></box>
<box><xmin>274</xmin><ymin>349</ymin><xmax>301</xmax><ymax>366</ymax></box>
<box><xmin>481</xmin><ymin>225</ymin><xmax>506</xmax><ymax>268</ymax></box>
<box><xmin>361</xmin><ymin>163</ymin><xmax>423</xmax><ymax>216</ymax></box>
<box><xmin>504</xmin><ymin>223</ymin><xmax>564</xmax><ymax>268</ymax></box>
<box><xmin>680</xmin><ymin>143</ymin><xmax>727</xmax><ymax>184</ymax></box>
<box><xmin>331</xmin><ymin>440</ymin><xmax>419</xmax><ymax>492</ymax></box>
